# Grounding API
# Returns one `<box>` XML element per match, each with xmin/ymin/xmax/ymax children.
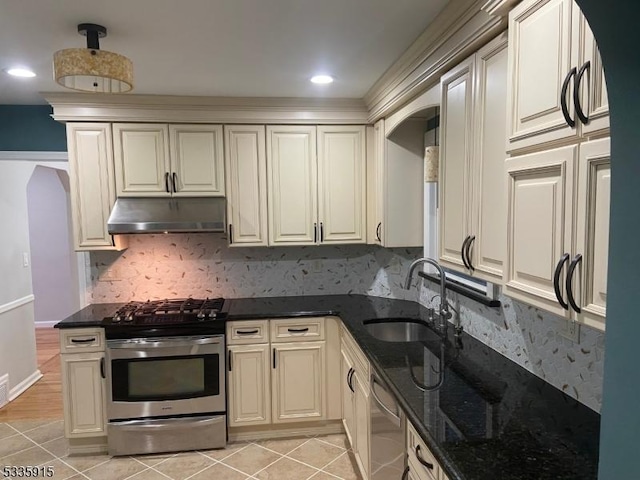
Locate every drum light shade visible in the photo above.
<box><xmin>53</xmin><ymin>23</ymin><xmax>133</xmax><ymax>93</ymax></box>
<box><xmin>424</xmin><ymin>146</ymin><xmax>439</xmax><ymax>183</ymax></box>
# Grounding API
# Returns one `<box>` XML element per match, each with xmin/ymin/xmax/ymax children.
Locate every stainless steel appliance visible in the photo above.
<box><xmin>370</xmin><ymin>373</ymin><xmax>406</xmax><ymax>479</ymax></box>
<box><xmin>102</xmin><ymin>298</ymin><xmax>229</xmax><ymax>456</ymax></box>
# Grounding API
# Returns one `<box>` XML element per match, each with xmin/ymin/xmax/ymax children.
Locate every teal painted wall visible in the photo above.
<box><xmin>0</xmin><ymin>105</ymin><xmax>66</xmax><ymax>151</ymax></box>
<box><xmin>575</xmin><ymin>0</ymin><xmax>640</xmax><ymax>478</ymax></box>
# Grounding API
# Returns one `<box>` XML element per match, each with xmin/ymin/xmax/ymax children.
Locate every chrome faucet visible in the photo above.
<box><xmin>404</xmin><ymin>257</ymin><xmax>458</xmax><ymax>336</ymax></box>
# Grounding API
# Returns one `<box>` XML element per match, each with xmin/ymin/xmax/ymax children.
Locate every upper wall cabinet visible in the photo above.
<box><xmin>506</xmin><ymin>0</ymin><xmax>608</xmax><ymax>152</ymax></box>
<box><xmin>266</xmin><ymin>125</ymin><xmax>366</xmax><ymax>246</ymax></box>
<box><xmin>225</xmin><ymin>125</ymin><xmax>268</xmax><ymax>247</ymax></box>
<box><xmin>113</xmin><ymin>123</ymin><xmax>224</xmax><ymax>197</ymax></box>
<box><xmin>439</xmin><ymin>33</ymin><xmax>508</xmax><ymax>282</ymax></box>
<box><xmin>66</xmin><ymin>123</ymin><xmax>127</xmax><ymax>251</ymax></box>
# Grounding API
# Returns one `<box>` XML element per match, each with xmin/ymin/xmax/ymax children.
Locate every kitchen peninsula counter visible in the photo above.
<box><xmin>56</xmin><ymin>294</ymin><xmax>600</xmax><ymax>479</ymax></box>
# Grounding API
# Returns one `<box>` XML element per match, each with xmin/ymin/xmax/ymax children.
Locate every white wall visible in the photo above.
<box><xmin>0</xmin><ymin>154</ymin><xmax>69</xmax><ymax>398</ymax></box>
<box><xmin>27</xmin><ymin>166</ymin><xmax>79</xmax><ymax>324</ymax></box>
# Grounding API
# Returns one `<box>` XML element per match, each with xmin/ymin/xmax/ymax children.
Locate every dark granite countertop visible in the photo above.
<box><xmin>54</xmin><ymin>303</ymin><xmax>124</xmax><ymax>328</ymax></box>
<box><xmin>55</xmin><ymin>294</ymin><xmax>600</xmax><ymax>479</ymax></box>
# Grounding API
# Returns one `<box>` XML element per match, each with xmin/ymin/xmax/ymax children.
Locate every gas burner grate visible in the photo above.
<box><xmin>104</xmin><ymin>297</ymin><xmax>226</xmax><ymax>325</ymax></box>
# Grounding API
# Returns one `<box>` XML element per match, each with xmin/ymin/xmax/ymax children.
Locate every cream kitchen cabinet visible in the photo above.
<box><xmin>66</xmin><ymin>123</ymin><xmax>127</xmax><ymax>251</ymax></box>
<box><xmin>228</xmin><ymin>344</ymin><xmax>271</xmax><ymax>426</ymax></box>
<box><xmin>507</xmin><ymin>0</ymin><xmax>608</xmax><ymax>152</ymax></box>
<box><xmin>113</xmin><ymin>123</ymin><xmax>224</xmax><ymax>197</ymax></box>
<box><xmin>59</xmin><ymin>328</ymin><xmax>106</xmax><ymax>440</ymax></box>
<box><xmin>406</xmin><ymin>421</ymin><xmax>446</xmax><ymax>480</ymax></box>
<box><xmin>272</xmin><ymin>341</ymin><xmax>325</xmax><ymax>422</ymax></box>
<box><xmin>267</xmin><ymin>125</ymin><xmax>366</xmax><ymax>246</ymax></box>
<box><xmin>438</xmin><ymin>33</ymin><xmax>508</xmax><ymax>281</ymax></box>
<box><xmin>368</xmin><ymin>118</ymin><xmax>425</xmax><ymax>248</ymax></box>
<box><xmin>341</xmin><ymin>325</ymin><xmax>370</xmax><ymax>479</ymax></box>
<box><xmin>224</xmin><ymin>125</ymin><xmax>268</xmax><ymax>247</ymax></box>
<box><xmin>504</xmin><ymin>138</ymin><xmax>609</xmax><ymax>330</ymax></box>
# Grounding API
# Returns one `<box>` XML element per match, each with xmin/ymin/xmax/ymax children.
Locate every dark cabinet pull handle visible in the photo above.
<box><xmin>229</xmin><ymin>224</ymin><xmax>233</xmax><ymax>244</ymax></box>
<box><xmin>465</xmin><ymin>235</ymin><xmax>476</xmax><ymax>272</ymax></box>
<box><xmin>347</xmin><ymin>368</ymin><xmax>355</xmax><ymax>393</ymax></box>
<box><xmin>553</xmin><ymin>253</ymin><xmax>570</xmax><ymax>310</ymax></box>
<box><xmin>574</xmin><ymin>61</ymin><xmax>591</xmax><ymax>125</ymax></box>
<box><xmin>314</xmin><ymin>223</ymin><xmax>317</xmax><ymax>243</ymax></box>
<box><xmin>273</xmin><ymin>348</ymin><xmax>276</xmax><ymax>369</ymax></box>
<box><xmin>237</xmin><ymin>329</ymin><xmax>259</xmax><ymax>335</ymax></box>
<box><xmin>415</xmin><ymin>445</ymin><xmax>434</xmax><ymax>470</ymax></box>
<box><xmin>346</xmin><ymin>367</ymin><xmax>352</xmax><ymax>389</ymax></box>
<box><xmin>287</xmin><ymin>327</ymin><xmax>309</xmax><ymax>333</ymax></box>
<box><xmin>461</xmin><ymin>235</ymin><xmax>471</xmax><ymax>269</ymax></box>
<box><xmin>172</xmin><ymin>172</ymin><xmax>178</xmax><ymax>193</ymax></box>
<box><xmin>228</xmin><ymin>350</ymin><xmax>232</xmax><ymax>371</ymax></box>
<box><xmin>376</xmin><ymin>222</ymin><xmax>382</xmax><ymax>242</ymax></box>
<box><xmin>100</xmin><ymin>357</ymin><xmax>105</xmax><ymax>379</ymax></box>
<box><xmin>71</xmin><ymin>337</ymin><xmax>96</xmax><ymax>344</ymax></box>
<box><xmin>320</xmin><ymin>222</ymin><xmax>324</xmax><ymax>242</ymax></box>
<box><xmin>164</xmin><ymin>172</ymin><xmax>170</xmax><ymax>193</ymax></box>
<box><xmin>566</xmin><ymin>254</ymin><xmax>583</xmax><ymax>313</ymax></box>
<box><xmin>561</xmin><ymin>67</ymin><xmax>577</xmax><ymax>128</ymax></box>
<box><xmin>401</xmin><ymin>466</ymin><xmax>410</xmax><ymax>480</ymax></box>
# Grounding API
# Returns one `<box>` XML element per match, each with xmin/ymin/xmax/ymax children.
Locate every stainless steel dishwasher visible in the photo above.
<box><xmin>370</xmin><ymin>373</ymin><xmax>406</xmax><ymax>479</ymax></box>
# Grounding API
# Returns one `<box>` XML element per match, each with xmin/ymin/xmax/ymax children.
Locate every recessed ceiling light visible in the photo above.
<box><xmin>5</xmin><ymin>67</ymin><xmax>36</xmax><ymax>78</ymax></box>
<box><xmin>310</xmin><ymin>75</ymin><xmax>334</xmax><ymax>84</ymax></box>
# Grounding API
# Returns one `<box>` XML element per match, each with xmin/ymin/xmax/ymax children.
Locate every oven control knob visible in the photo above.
<box><xmin>197</xmin><ymin>310</ymin><xmax>206</xmax><ymax>320</ymax></box>
<box><xmin>125</xmin><ymin>313</ymin><xmax>134</xmax><ymax>322</ymax></box>
<box><xmin>210</xmin><ymin>311</ymin><xmax>218</xmax><ymax>319</ymax></box>
<box><xmin>113</xmin><ymin>314</ymin><xmax>121</xmax><ymax>323</ymax></box>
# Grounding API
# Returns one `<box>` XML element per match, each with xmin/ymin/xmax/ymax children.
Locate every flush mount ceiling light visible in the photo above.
<box><xmin>5</xmin><ymin>67</ymin><xmax>36</xmax><ymax>78</ymax></box>
<box><xmin>53</xmin><ymin>23</ymin><xmax>133</xmax><ymax>93</ymax></box>
<box><xmin>310</xmin><ymin>75</ymin><xmax>334</xmax><ymax>84</ymax></box>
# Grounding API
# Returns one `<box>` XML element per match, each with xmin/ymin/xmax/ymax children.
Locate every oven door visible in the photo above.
<box><xmin>106</xmin><ymin>335</ymin><xmax>225</xmax><ymax>420</ymax></box>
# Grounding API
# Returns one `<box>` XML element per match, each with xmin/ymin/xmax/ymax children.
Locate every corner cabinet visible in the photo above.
<box><xmin>267</xmin><ymin>125</ymin><xmax>366</xmax><ymax>246</ymax></box>
<box><xmin>59</xmin><ymin>328</ymin><xmax>107</xmax><ymax>443</ymax></box>
<box><xmin>66</xmin><ymin>123</ymin><xmax>127</xmax><ymax>251</ymax></box>
<box><xmin>113</xmin><ymin>123</ymin><xmax>224</xmax><ymax>197</ymax></box>
<box><xmin>506</xmin><ymin>0</ymin><xmax>608</xmax><ymax>152</ymax></box>
<box><xmin>224</xmin><ymin>125</ymin><xmax>269</xmax><ymax>247</ymax></box>
<box><xmin>439</xmin><ymin>33</ymin><xmax>508</xmax><ymax>281</ymax></box>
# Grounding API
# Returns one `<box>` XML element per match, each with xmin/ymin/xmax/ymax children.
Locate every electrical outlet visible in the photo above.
<box><xmin>388</xmin><ymin>257</ymin><xmax>401</xmax><ymax>275</ymax></box>
<box><xmin>22</xmin><ymin>252</ymin><xmax>29</xmax><ymax>267</ymax></box>
<box><xmin>559</xmin><ymin>319</ymin><xmax>580</xmax><ymax>343</ymax></box>
<box><xmin>312</xmin><ymin>259</ymin><xmax>323</xmax><ymax>273</ymax></box>
<box><xmin>101</xmin><ymin>266</ymin><xmax>122</xmax><ymax>282</ymax></box>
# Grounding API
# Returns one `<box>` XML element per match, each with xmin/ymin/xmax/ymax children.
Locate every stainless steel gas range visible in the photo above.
<box><xmin>102</xmin><ymin>298</ymin><xmax>229</xmax><ymax>456</ymax></box>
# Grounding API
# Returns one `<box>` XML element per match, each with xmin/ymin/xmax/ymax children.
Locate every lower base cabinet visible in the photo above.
<box><xmin>406</xmin><ymin>422</ymin><xmax>448</xmax><ymax>480</ymax></box>
<box><xmin>228</xmin><ymin>344</ymin><xmax>271</xmax><ymax>426</ymax></box>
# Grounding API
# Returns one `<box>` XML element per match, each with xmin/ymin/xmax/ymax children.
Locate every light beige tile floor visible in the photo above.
<box><xmin>0</xmin><ymin>420</ymin><xmax>361</xmax><ymax>480</ymax></box>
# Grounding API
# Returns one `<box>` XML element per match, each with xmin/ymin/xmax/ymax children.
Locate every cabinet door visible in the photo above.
<box><xmin>317</xmin><ymin>126</ymin><xmax>366</xmax><ymax>244</ymax></box>
<box><xmin>113</xmin><ymin>124</ymin><xmax>171</xmax><ymax>196</ymax></box>
<box><xmin>579</xmin><ymin>13</ymin><xmax>609</xmax><ymax>135</ymax></box>
<box><xmin>369</xmin><ymin>120</ymin><xmax>385</xmax><ymax>245</ymax></box>
<box><xmin>272</xmin><ymin>342</ymin><xmax>325</xmax><ymax>423</ymax></box>
<box><xmin>224</xmin><ymin>126</ymin><xmax>268</xmax><ymax>246</ymax></box>
<box><xmin>574</xmin><ymin>137</ymin><xmax>610</xmax><ymax>330</ymax></box>
<box><xmin>61</xmin><ymin>353</ymin><xmax>106</xmax><ymax>437</ymax></box>
<box><xmin>228</xmin><ymin>344</ymin><xmax>271</xmax><ymax>426</ymax></box>
<box><xmin>66</xmin><ymin>123</ymin><xmax>125</xmax><ymax>251</ymax></box>
<box><xmin>169</xmin><ymin>125</ymin><xmax>224</xmax><ymax>196</ymax></box>
<box><xmin>341</xmin><ymin>348</ymin><xmax>356</xmax><ymax>447</ymax></box>
<box><xmin>353</xmin><ymin>370</ymin><xmax>370</xmax><ymax>480</ymax></box>
<box><xmin>507</xmin><ymin>0</ymin><xmax>578</xmax><ymax>151</ymax></box>
<box><xmin>267</xmin><ymin>126</ymin><xmax>317</xmax><ymax>245</ymax></box>
<box><xmin>504</xmin><ymin>145</ymin><xmax>576</xmax><ymax>316</ymax></box>
<box><xmin>439</xmin><ymin>55</ymin><xmax>475</xmax><ymax>272</ymax></box>
<box><xmin>470</xmin><ymin>34</ymin><xmax>508</xmax><ymax>281</ymax></box>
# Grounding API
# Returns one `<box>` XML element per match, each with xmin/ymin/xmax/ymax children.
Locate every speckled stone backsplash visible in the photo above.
<box><xmin>87</xmin><ymin>233</ymin><xmax>603</xmax><ymax>412</ymax></box>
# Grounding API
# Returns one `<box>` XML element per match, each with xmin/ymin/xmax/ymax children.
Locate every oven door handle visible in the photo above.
<box><xmin>109</xmin><ymin>415</ymin><xmax>224</xmax><ymax>431</ymax></box>
<box><xmin>107</xmin><ymin>336</ymin><xmax>223</xmax><ymax>349</ymax></box>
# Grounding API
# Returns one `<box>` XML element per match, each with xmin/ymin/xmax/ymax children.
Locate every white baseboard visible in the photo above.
<box><xmin>9</xmin><ymin>370</ymin><xmax>43</xmax><ymax>401</ymax></box>
<box><xmin>35</xmin><ymin>321</ymin><xmax>58</xmax><ymax>328</ymax></box>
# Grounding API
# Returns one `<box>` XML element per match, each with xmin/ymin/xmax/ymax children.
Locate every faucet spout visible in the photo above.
<box><xmin>404</xmin><ymin>257</ymin><xmax>452</xmax><ymax>334</ymax></box>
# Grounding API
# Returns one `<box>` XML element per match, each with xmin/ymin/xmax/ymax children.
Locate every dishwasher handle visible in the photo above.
<box><xmin>371</xmin><ymin>374</ymin><xmax>402</xmax><ymax>428</ymax></box>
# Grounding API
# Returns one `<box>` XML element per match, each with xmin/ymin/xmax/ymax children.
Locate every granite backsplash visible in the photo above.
<box><xmin>87</xmin><ymin>233</ymin><xmax>603</xmax><ymax>412</ymax></box>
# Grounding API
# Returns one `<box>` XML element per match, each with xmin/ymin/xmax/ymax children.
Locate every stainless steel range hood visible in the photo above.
<box><xmin>107</xmin><ymin>197</ymin><xmax>226</xmax><ymax>234</ymax></box>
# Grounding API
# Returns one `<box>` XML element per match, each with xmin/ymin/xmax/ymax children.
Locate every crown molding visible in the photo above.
<box><xmin>364</xmin><ymin>0</ymin><xmax>506</xmax><ymax>122</ymax></box>
<box><xmin>482</xmin><ymin>0</ymin><xmax>521</xmax><ymax>17</ymax></box>
<box><xmin>43</xmin><ymin>93</ymin><xmax>369</xmax><ymax>124</ymax></box>
<box><xmin>0</xmin><ymin>151</ymin><xmax>68</xmax><ymax>161</ymax></box>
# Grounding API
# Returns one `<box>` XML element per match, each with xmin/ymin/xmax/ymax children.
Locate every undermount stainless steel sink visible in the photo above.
<box><xmin>363</xmin><ymin>318</ymin><xmax>433</xmax><ymax>343</ymax></box>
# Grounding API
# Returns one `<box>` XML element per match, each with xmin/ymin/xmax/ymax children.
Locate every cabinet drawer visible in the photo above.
<box><xmin>270</xmin><ymin>318</ymin><xmax>325</xmax><ymax>343</ymax></box>
<box><xmin>227</xmin><ymin>320</ymin><xmax>269</xmax><ymax>345</ymax></box>
<box><xmin>407</xmin><ymin>422</ymin><xmax>440</xmax><ymax>480</ymax></box>
<box><xmin>60</xmin><ymin>328</ymin><xmax>105</xmax><ymax>354</ymax></box>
